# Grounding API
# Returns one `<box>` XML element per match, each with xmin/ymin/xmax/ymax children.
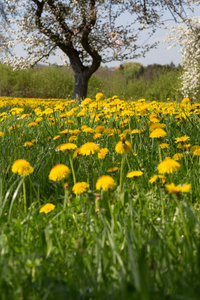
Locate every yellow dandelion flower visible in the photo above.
<box><xmin>23</xmin><ymin>141</ymin><xmax>34</xmax><ymax>147</ymax></box>
<box><xmin>173</xmin><ymin>153</ymin><xmax>184</xmax><ymax>161</ymax></box>
<box><xmin>191</xmin><ymin>145</ymin><xmax>200</xmax><ymax>156</ymax></box>
<box><xmin>35</xmin><ymin>117</ymin><xmax>42</xmax><ymax>123</ymax></box>
<box><xmin>107</xmin><ymin>167</ymin><xmax>119</xmax><ymax>173</ymax></box>
<box><xmin>69</xmin><ymin>135</ymin><xmax>77</xmax><ymax>142</ymax></box>
<box><xmin>182</xmin><ymin>144</ymin><xmax>191</xmax><ymax>150</ymax></box>
<box><xmin>149</xmin><ymin>128</ymin><xmax>167</xmax><ymax>138</ymax></box>
<box><xmin>82</xmin><ymin>127</ymin><xmax>95</xmax><ymax>133</ymax></box>
<box><xmin>93</xmin><ymin>133</ymin><xmax>102</xmax><ymax>140</ymax></box>
<box><xmin>115</xmin><ymin>138</ymin><xmax>132</xmax><ymax>154</ymax></box>
<box><xmin>56</xmin><ymin>143</ymin><xmax>77</xmax><ymax>152</ymax></box>
<box><xmin>59</xmin><ymin>129</ymin><xmax>69</xmax><ymax>135</ymax></box>
<box><xmin>174</xmin><ymin>135</ymin><xmax>190</xmax><ymax>144</ymax></box>
<box><xmin>28</xmin><ymin>122</ymin><xmax>38</xmax><ymax>127</ymax></box>
<box><xmin>39</xmin><ymin>203</ymin><xmax>55</xmax><ymax>214</ymax></box>
<box><xmin>96</xmin><ymin>92</ymin><xmax>104</xmax><ymax>101</ymax></box>
<box><xmin>53</xmin><ymin>135</ymin><xmax>60</xmax><ymax>140</ymax></box>
<box><xmin>149</xmin><ymin>123</ymin><xmax>166</xmax><ymax>131</ymax></box>
<box><xmin>72</xmin><ymin>182</ymin><xmax>90</xmax><ymax>194</ymax></box>
<box><xmin>126</xmin><ymin>171</ymin><xmax>143</xmax><ymax>178</ymax></box>
<box><xmin>49</xmin><ymin>164</ymin><xmax>71</xmax><ymax>181</ymax></box>
<box><xmin>65</xmin><ymin>119</ymin><xmax>75</xmax><ymax>124</ymax></box>
<box><xmin>96</xmin><ymin>175</ymin><xmax>116</xmax><ymax>192</ymax></box>
<box><xmin>12</xmin><ymin>159</ymin><xmax>34</xmax><ymax>177</ymax></box>
<box><xmin>73</xmin><ymin>148</ymin><xmax>81</xmax><ymax>158</ymax></box>
<box><xmin>131</xmin><ymin>129</ymin><xmax>141</xmax><ymax>134</ymax></box>
<box><xmin>181</xmin><ymin>97</ymin><xmax>190</xmax><ymax>104</ymax></box>
<box><xmin>149</xmin><ymin>175</ymin><xmax>166</xmax><ymax>184</ymax></box>
<box><xmin>95</xmin><ymin>125</ymin><xmax>105</xmax><ymax>133</ymax></box>
<box><xmin>0</xmin><ymin>132</ymin><xmax>5</xmax><ymax>137</ymax></box>
<box><xmin>79</xmin><ymin>142</ymin><xmax>100</xmax><ymax>156</ymax></box>
<box><xmin>165</xmin><ymin>182</ymin><xmax>191</xmax><ymax>194</ymax></box>
<box><xmin>159</xmin><ymin>143</ymin><xmax>169</xmax><ymax>149</ymax></box>
<box><xmin>81</xmin><ymin>98</ymin><xmax>93</xmax><ymax>106</ymax></box>
<box><xmin>157</xmin><ymin>157</ymin><xmax>180</xmax><ymax>174</ymax></box>
<box><xmin>98</xmin><ymin>148</ymin><xmax>109</xmax><ymax>159</ymax></box>
<box><xmin>77</xmin><ymin>111</ymin><xmax>88</xmax><ymax>118</ymax></box>
<box><xmin>71</xmin><ymin>129</ymin><xmax>80</xmax><ymax>135</ymax></box>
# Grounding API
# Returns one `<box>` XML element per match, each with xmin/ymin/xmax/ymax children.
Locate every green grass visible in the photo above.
<box><xmin>0</xmin><ymin>96</ymin><xmax>200</xmax><ymax>299</ymax></box>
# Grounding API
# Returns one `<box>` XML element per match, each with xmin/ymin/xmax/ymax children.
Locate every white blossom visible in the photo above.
<box><xmin>165</xmin><ymin>16</ymin><xmax>200</xmax><ymax>99</ymax></box>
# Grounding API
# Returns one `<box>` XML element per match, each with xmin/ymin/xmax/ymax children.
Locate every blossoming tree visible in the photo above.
<box><xmin>1</xmin><ymin>0</ymin><xmax>199</xmax><ymax>99</ymax></box>
<box><xmin>166</xmin><ymin>16</ymin><xmax>200</xmax><ymax>99</ymax></box>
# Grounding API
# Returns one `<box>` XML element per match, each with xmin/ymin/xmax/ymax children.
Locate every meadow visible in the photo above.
<box><xmin>0</xmin><ymin>94</ymin><xmax>200</xmax><ymax>299</ymax></box>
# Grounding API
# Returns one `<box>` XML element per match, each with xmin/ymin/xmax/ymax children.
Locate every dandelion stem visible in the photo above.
<box><xmin>120</xmin><ymin>156</ymin><xmax>124</xmax><ymax>193</ymax></box>
<box><xmin>63</xmin><ymin>186</ymin><xmax>69</xmax><ymax>210</ymax></box>
<box><xmin>158</xmin><ymin>144</ymin><xmax>162</xmax><ymax>162</ymax></box>
<box><xmin>69</xmin><ymin>154</ymin><xmax>76</xmax><ymax>184</ymax></box>
<box><xmin>23</xmin><ymin>180</ymin><xmax>27</xmax><ymax>214</ymax></box>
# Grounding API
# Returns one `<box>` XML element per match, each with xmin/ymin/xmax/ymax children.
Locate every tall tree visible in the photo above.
<box><xmin>1</xmin><ymin>0</ymin><xmax>199</xmax><ymax>99</ymax></box>
<box><xmin>0</xmin><ymin>1</ymin><xmax>9</xmax><ymax>52</ymax></box>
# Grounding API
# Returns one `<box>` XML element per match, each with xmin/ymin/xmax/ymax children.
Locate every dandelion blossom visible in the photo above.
<box><xmin>107</xmin><ymin>167</ymin><xmax>119</xmax><ymax>173</ymax></box>
<box><xmin>159</xmin><ymin>143</ymin><xmax>169</xmax><ymax>149</ymax></box>
<box><xmin>98</xmin><ymin>148</ymin><xmax>109</xmax><ymax>159</ymax></box>
<box><xmin>149</xmin><ymin>175</ymin><xmax>166</xmax><ymax>184</ymax></box>
<box><xmin>95</xmin><ymin>125</ymin><xmax>105</xmax><ymax>133</ymax></box>
<box><xmin>127</xmin><ymin>171</ymin><xmax>143</xmax><ymax>178</ymax></box>
<box><xmin>191</xmin><ymin>145</ymin><xmax>200</xmax><ymax>156</ymax></box>
<box><xmin>96</xmin><ymin>175</ymin><xmax>116</xmax><ymax>192</ymax></box>
<box><xmin>149</xmin><ymin>128</ymin><xmax>167</xmax><ymax>138</ymax></box>
<box><xmin>96</xmin><ymin>92</ymin><xmax>104</xmax><ymax>101</ymax></box>
<box><xmin>174</xmin><ymin>135</ymin><xmax>190</xmax><ymax>144</ymax></box>
<box><xmin>157</xmin><ymin>157</ymin><xmax>180</xmax><ymax>174</ymax></box>
<box><xmin>79</xmin><ymin>142</ymin><xmax>100</xmax><ymax>156</ymax></box>
<box><xmin>12</xmin><ymin>159</ymin><xmax>34</xmax><ymax>177</ymax></box>
<box><xmin>173</xmin><ymin>153</ymin><xmax>184</xmax><ymax>161</ymax></box>
<box><xmin>39</xmin><ymin>203</ymin><xmax>55</xmax><ymax>214</ymax></box>
<box><xmin>56</xmin><ymin>143</ymin><xmax>77</xmax><ymax>152</ymax></box>
<box><xmin>72</xmin><ymin>182</ymin><xmax>89</xmax><ymax>194</ymax></box>
<box><xmin>49</xmin><ymin>164</ymin><xmax>70</xmax><ymax>181</ymax></box>
<box><xmin>73</xmin><ymin>148</ymin><xmax>81</xmax><ymax>158</ymax></box>
<box><xmin>93</xmin><ymin>133</ymin><xmax>102</xmax><ymax>140</ymax></box>
<box><xmin>23</xmin><ymin>141</ymin><xmax>34</xmax><ymax>147</ymax></box>
<box><xmin>115</xmin><ymin>139</ymin><xmax>132</xmax><ymax>154</ymax></box>
<box><xmin>165</xmin><ymin>183</ymin><xmax>191</xmax><ymax>194</ymax></box>
<box><xmin>28</xmin><ymin>122</ymin><xmax>38</xmax><ymax>127</ymax></box>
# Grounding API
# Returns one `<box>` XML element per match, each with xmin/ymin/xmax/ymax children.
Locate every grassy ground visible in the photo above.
<box><xmin>0</xmin><ymin>95</ymin><xmax>200</xmax><ymax>299</ymax></box>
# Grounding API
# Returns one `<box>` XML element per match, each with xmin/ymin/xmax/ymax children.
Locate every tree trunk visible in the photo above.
<box><xmin>72</xmin><ymin>72</ymin><xmax>90</xmax><ymax>100</ymax></box>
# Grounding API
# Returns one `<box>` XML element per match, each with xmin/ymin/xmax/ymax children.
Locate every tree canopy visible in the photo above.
<box><xmin>1</xmin><ymin>0</ymin><xmax>199</xmax><ymax>99</ymax></box>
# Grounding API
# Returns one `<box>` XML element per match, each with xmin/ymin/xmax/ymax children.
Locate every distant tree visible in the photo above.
<box><xmin>1</xmin><ymin>0</ymin><xmax>199</xmax><ymax>100</ymax></box>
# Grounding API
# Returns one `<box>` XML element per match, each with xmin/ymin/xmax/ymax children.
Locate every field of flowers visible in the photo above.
<box><xmin>0</xmin><ymin>93</ymin><xmax>200</xmax><ymax>299</ymax></box>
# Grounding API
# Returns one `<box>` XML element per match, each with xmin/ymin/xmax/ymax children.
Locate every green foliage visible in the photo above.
<box><xmin>0</xmin><ymin>64</ymin><xmax>74</xmax><ymax>99</ymax></box>
<box><xmin>0</xmin><ymin>62</ymin><xmax>196</xmax><ymax>101</ymax></box>
<box><xmin>94</xmin><ymin>63</ymin><xmax>184</xmax><ymax>101</ymax></box>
